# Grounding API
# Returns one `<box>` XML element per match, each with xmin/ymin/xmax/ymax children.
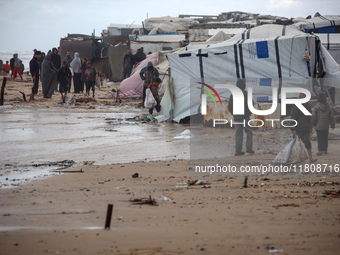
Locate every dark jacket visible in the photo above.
<box><xmin>29</xmin><ymin>57</ymin><xmax>40</xmax><ymax>78</ymax></box>
<box><xmin>228</xmin><ymin>90</ymin><xmax>252</xmax><ymax>122</ymax></box>
<box><xmin>139</xmin><ymin>62</ymin><xmax>159</xmax><ymax>87</ymax></box>
<box><xmin>51</xmin><ymin>48</ymin><xmax>61</xmax><ymax>70</ymax></box>
<box><xmin>10</xmin><ymin>57</ymin><xmax>15</xmax><ymax>71</ymax></box>
<box><xmin>290</xmin><ymin>102</ymin><xmax>312</xmax><ymax>133</ymax></box>
<box><xmin>134</xmin><ymin>51</ymin><xmax>146</xmax><ymax>63</ymax></box>
<box><xmin>81</xmin><ymin>62</ymin><xmax>87</xmax><ymax>81</ymax></box>
<box><xmin>312</xmin><ymin>102</ymin><xmax>335</xmax><ymax>130</ymax></box>
<box><xmin>57</xmin><ymin>66</ymin><xmax>72</xmax><ymax>83</ymax></box>
<box><xmin>85</xmin><ymin>67</ymin><xmax>97</xmax><ymax>83</ymax></box>
<box><xmin>123</xmin><ymin>54</ymin><xmax>135</xmax><ymax>69</ymax></box>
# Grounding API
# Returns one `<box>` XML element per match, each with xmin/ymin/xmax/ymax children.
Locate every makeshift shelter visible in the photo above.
<box><xmin>165</xmin><ymin>25</ymin><xmax>340</xmax><ymax>122</ymax></box>
<box><xmin>118</xmin><ymin>57</ymin><xmax>158</xmax><ymax>98</ymax></box>
<box><xmin>59</xmin><ymin>34</ymin><xmax>109</xmax><ymax>78</ymax></box>
<box><xmin>292</xmin><ymin>14</ymin><xmax>340</xmax><ymax>33</ymax></box>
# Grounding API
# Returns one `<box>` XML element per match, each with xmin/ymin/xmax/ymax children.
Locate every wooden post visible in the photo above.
<box><xmin>1</xmin><ymin>77</ymin><xmax>7</xmax><ymax>105</ymax></box>
<box><xmin>243</xmin><ymin>176</ymin><xmax>248</xmax><ymax>188</ymax></box>
<box><xmin>104</xmin><ymin>204</ymin><xmax>113</xmax><ymax>229</ymax></box>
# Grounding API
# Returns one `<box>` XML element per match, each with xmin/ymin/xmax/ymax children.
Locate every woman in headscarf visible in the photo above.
<box><xmin>70</xmin><ymin>52</ymin><xmax>82</xmax><ymax>93</ymax></box>
<box><xmin>41</xmin><ymin>52</ymin><xmax>58</xmax><ymax>98</ymax></box>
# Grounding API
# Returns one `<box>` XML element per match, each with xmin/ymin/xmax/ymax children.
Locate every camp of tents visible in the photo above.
<box><xmin>118</xmin><ymin>18</ymin><xmax>340</xmax><ymax>123</ymax></box>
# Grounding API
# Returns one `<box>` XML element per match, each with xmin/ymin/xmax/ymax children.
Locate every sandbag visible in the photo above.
<box><xmin>273</xmin><ymin>135</ymin><xmax>308</xmax><ymax>164</ymax></box>
<box><xmin>144</xmin><ymin>88</ymin><xmax>156</xmax><ymax>109</ymax></box>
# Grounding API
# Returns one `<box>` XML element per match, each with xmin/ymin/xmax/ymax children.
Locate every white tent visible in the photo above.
<box><xmin>165</xmin><ymin>25</ymin><xmax>340</xmax><ymax>122</ymax></box>
<box><xmin>206</xmin><ymin>31</ymin><xmax>231</xmax><ymax>42</ymax></box>
<box><xmin>292</xmin><ymin>14</ymin><xmax>340</xmax><ymax>33</ymax></box>
<box><xmin>316</xmin><ymin>33</ymin><xmax>340</xmax><ymax>64</ymax></box>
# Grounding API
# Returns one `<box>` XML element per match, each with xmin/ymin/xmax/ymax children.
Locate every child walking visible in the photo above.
<box><xmin>85</xmin><ymin>61</ymin><xmax>97</xmax><ymax>97</ymax></box>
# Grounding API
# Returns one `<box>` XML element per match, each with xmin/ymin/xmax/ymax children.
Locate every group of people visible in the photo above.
<box><xmin>122</xmin><ymin>48</ymin><xmax>147</xmax><ymax>79</ymax></box>
<box><xmin>28</xmin><ymin>48</ymin><xmax>97</xmax><ymax>101</ymax></box>
<box><xmin>228</xmin><ymin>79</ymin><xmax>335</xmax><ymax>162</ymax></box>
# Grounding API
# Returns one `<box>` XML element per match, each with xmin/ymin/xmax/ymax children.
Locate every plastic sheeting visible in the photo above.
<box><xmin>166</xmin><ymin>28</ymin><xmax>340</xmax><ymax>122</ymax></box>
<box><xmin>292</xmin><ymin>15</ymin><xmax>340</xmax><ymax>32</ymax></box>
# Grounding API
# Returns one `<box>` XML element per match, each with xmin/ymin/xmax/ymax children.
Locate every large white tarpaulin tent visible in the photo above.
<box><xmin>165</xmin><ymin>25</ymin><xmax>340</xmax><ymax>122</ymax></box>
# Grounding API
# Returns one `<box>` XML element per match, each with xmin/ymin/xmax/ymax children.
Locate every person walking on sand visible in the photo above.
<box><xmin>139</xmin><ymin>61</ymin><xmax>159</xmax><ymax>104</ymax></box>
<box><xmin>63</xmin><ymin>50</ymin><xmax>73</xmax><ymax>92</ymax></box>
<box><xmin>84</xmin><ymin>61</ymin><xmax>97</xmax><ymax>97</ymax></box>
<box><xmin>29</xmin><ymin>51</ymin><xmax>41</xmax><ymax>101</ymax></box>
<box><xmin>57</xmin><ymin>60</ymin><xmax>72</xmax><ymax>97</ymax></box>
<box><xmin>12</xmin><ymin>53</ymin><xmax>23</xmax><ymax>80</ymax></box>
<box><xmin>41</xmin><ymin>53</ymin><xmax>58</xmax><ymax>98</ymax></box>
<box><xmin>228</xmin><ymin>79</ymin><xmax>254</xmax><ymax>156</ymax></box>
<box><xmin>70</xmin><ymin>52</ymin><xmax>81</xmax><ymax>93</ymax></box>
<box><xmin>312</xmin><ymin>92</ymin><xmax>335</xmax><ymax>156</ymax></box>
<box><xmin>290</xmin><ymin>93</ymin><xmax>317</xmax><ymax>163</ymax></box>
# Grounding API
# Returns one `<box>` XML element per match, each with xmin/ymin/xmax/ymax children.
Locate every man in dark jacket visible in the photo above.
<box><xmin>51</xmin><ymin>47</ymin><xmax>61</xmax><ymax>70</ymax></box>
<box><xmin>291</xmin><ymin>93</ymin><xmax>317</xmax><ymax>163</ymax></box>
<box><xmin>29</xmin><ymin>51</ymin><xmax>41</xmax><ymax>101</ymax></box>
<box><xmin>134</xmin><ymin>48</ymin><xmax>146</xmax><ymax>64</ymax></box>
<box><xmin>228</xmin><ymin>79</ymin><xmax>254</xmax><ymax>156</ymax></box>
<box><xmin>123</xmin><ymin>50</ymin><xmax>135</xmax><ymax>79</ymax></box>
<box><xmin>139</xmin><ymin>61</ymin><xmax>159</xmax><ymax>104</ymax></box>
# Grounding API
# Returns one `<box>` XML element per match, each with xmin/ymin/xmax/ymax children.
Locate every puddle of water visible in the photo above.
<box><xmin>0</xmin><ymin>106</ymin><xmax>190</xmax><ymax>188</ymax></box>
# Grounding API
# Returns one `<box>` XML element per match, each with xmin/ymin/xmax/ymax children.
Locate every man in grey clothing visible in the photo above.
<box><xmin>227</xmin><ymin>79</ymin><xmax>254</xmax><ymax>156</ymax></box>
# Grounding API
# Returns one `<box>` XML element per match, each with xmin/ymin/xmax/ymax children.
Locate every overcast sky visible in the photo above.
<box><xmin>0</xmin><ymin>0</ymin><xmax>339</xmax><ymax>53</ymax></box>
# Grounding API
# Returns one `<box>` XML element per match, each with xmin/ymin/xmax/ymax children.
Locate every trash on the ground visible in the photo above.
<box><xmin>324</xmin><ymin>190</ymin><xmax>340</xmax><ymax>198</ymax></box>
<box><xmin>132</xmin><ymin>173</ymin><xmax>139</xmax><ymax>178</ymax></box>
<box><xmin>114</xmin><ymin>186</ymin><xmax>127</xmax><ymax>189</ymax></box>
<box><xmin>188</xmin><ymin>180</ymin><xmax>211</xmax><ymax>186</ymax></box>
<box><xmin>273</xmin><ymin>203</ymin><xmax>300</xmax><ymax>209</ymax></box>
<box><xmin>175</xmin><ymin>183</ymin><xmax>189</xmax><ymax>189</ymax></box>
<box><xmin>173</xmin><ymin>129</ymin><xmax>194</xmax><ymax>139</ymax></box>
<box><xmin>75</xmin><ymin>97</ymin><xmax>97</xmax><ymax>103</ymax></box>
<box><xmin>159</xmin><ymin>195</ymin><xmax>171</xmax><ymax>201</ymax></box>
<box><xmin>269</xmin><ymin>249</ymin><xmax>283</xmax><ymax>253</ymax></box>
<box><xmin>154</xmin><ymin>115</ymin><xmax>169</xmax><ymax>123</ymax></box>
<box><xmin>65</xmin><ymin>94</ymin><xmax>75</xmax><ymax>104</ymax></box>
<box><xmin>273</xmin><ymin>135</ymin><xmax>308</xmax><ymax>164</ymax></box>
<box><xmin>129</xmin><ymin>195</ymin><xmax>158</xmax><ymax>206</ymax></box>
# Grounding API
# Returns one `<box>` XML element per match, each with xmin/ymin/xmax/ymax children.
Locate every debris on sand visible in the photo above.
<box><xmin>129</xmin><ymin>195</ymin><xmax>158</xmax><ymax>206</ymax></box>
<box><xmin>273</xmin><ymin>203</ymin><xmax>300</xmax><ymax>209</ymax></box>
<box><xmin>324</xmin><ymin>190</ymin><xmax>340</xmax><ymax>198</ymax></box>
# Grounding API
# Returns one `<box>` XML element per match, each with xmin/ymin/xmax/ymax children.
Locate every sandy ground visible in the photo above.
<box><xmin>1</xmin><ymin>74</ymin><xmax>340</xmax><ymax>255</ymax></box>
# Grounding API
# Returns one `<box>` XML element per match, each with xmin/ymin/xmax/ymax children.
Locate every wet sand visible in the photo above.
<box><xmin>1</xmin><ymin>74</ymin><xmax>340</xmax><ymax>254</ymax></box>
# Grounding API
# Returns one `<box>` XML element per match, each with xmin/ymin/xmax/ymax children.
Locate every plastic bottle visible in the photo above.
<box><xmin>175</xmin><ymin>183</ymin><xmax>188</xmax><ymax>189</ymax></box>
